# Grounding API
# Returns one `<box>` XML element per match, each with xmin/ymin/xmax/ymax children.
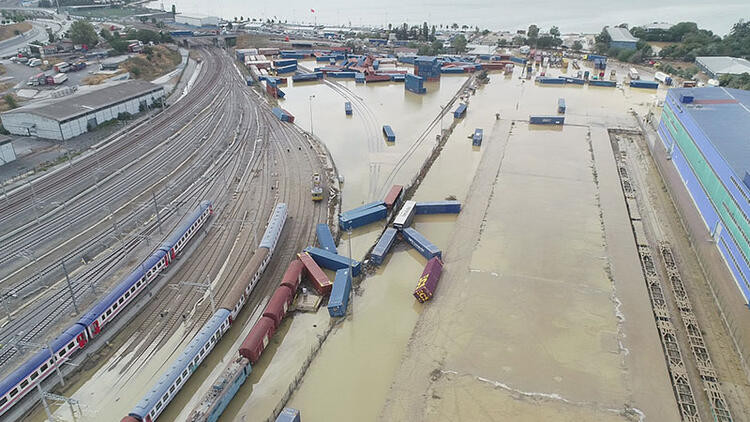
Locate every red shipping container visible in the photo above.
<box><xmin>383</xmin><ymin>185</ymin><xmax>404</xmax><ymax>209</ymax></box>
<box><xmin>281</xmin><ymin>259</ymin><xmax>305</xmax><ymax>293</ymax></box>
<box><xmin>298</xmin><ymin>252</ymin><xmax>332</xmax><ymax>295</ymax></box>
<box><xmin>280</xmin><ymin>108</ymin><xmax>295</xmax><ymax>123</ymax></box>
<box><xmin>414</xmin><ymin>257</ymin><xmax>444</xmax><ymax>303</ymax></box>
<box><xmin>263</xmin><ymin>287</ymin><xmax>292</xmax><ymax>328</ymax></box>
<box><xmin>239</xmin><ymin>316</ymin><xmax>275</xmax><ymax>363</ymax></box>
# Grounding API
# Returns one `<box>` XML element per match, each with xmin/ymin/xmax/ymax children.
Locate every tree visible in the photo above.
<box><xmin>48</xmin><ymin>30</ymin><xmax>55</xmax><ymax>43</ymax></box>
<box><xmin>69</xmin><ymin>20</ymin><xmax>98</xmax><ymax>47</ymax></box>
<box><xmin>527</xmin><ymin>24</ymin><xmax>539</xmax><ymax>39</ymax></box>
<box><xmin>511</xmin><ymin>35</ymin><xmax>527</xmax><ymax>46</ymax></box>
<box><xmin>451</xmin><ymin>34</ymin><xmax>467</xmax><ymax>52</ymax></box>
<box><xmin>550</xmin><ymin>26</ymin><xmax>560</xmax><ymax>38</ymax></box>
<box><xmin>461</xmin><ymin>24</ymin><xmax>468</xmax><ymax>30</ymax></box>
<box><xmin>151</xmin><ymin>18</ymin><xmax>157</xmax><ymax>24</ymax></box>
<box><xmin>139</xmin><ymin>16</ymin><xmax>148</xmax><ymax>24</ymax></box>
<box><xmin>482</xmin><ymin>29</ymin><xmax>490</xmax><ymax>36</ymax></box>
<box><xmin>3</xmin><ymin>94</ymin><xmax>17</xmax><ymax>110</ymax></box>
<box><xmin>171</xmin><ymin>4</ymin><xmax>176</xmax><ymax>15</ymax></box>
<box><xmin>38</xmin><ymin>0</ymin><xmax>51</xmax><ymax>7</ymax></box>
<box><xmin>572</xmin><ymin>40</ymin><xmax>583</xmax><ymax>51</ymax></box>
<box><xmin>226</xmin><ymin>22</ymin><xmax>233</xmax><ymax>30</ymax></box>
<box><xmin>451</xmin><ymin>23</ymin><xmax>458</xmax><ymax>30</ymax></box>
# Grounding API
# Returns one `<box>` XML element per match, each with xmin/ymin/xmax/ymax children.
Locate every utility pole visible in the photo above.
<box><xmin>61</xmin><ymin>260</ymin><xmax>78</xmax><ymax>315</ymax></box>
<box><xmin>172</xmin><ymin>278</ymin><xmax>216</xmax><ymax>314</ymax></box>
<box><xmin>37</xmin><ymin>384</ymin><xmax>53</xmax><ymax>421</ymax></box>
<box><xmin>0</xmin><ymin>290</ymin><xmax>17</xmax><ymax>321</ymax></box>
<box><xmin>308</xmin><ymin>95</ymin><xmax>315</xmax><ymax>136</ymax></box>
<box><xmin>152</xmin><ymin>192</ymin><xmax>163</xmax><ymax>235</ymax></box>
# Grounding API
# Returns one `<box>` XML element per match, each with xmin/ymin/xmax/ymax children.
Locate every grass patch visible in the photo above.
<box><xmin>0</xmin><ymin>22</ymin><xmax>32</xmax><ymax>41</ymax></box>
<box><xmin>67</xmin><ymin>6</ymin><xmax>148</xmax><ymax>18</ymax></box>
<box><xmin>120</xmin><ymin>45</ymin><xmax>181</xmax><ymax>80</ymax></box>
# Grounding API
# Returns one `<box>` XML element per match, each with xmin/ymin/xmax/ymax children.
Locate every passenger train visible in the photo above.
<box><xmin>122</xmin><ymin>203</ymin><xmax>288</xmax><ymax>422</ymax></box>
<box><xmin>0</xmin><ymin>201</ymin><xmax>214</xmax><ymax>418</ymax></box>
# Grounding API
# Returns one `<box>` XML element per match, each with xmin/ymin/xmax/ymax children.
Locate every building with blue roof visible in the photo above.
<box><xmin>658</xmin><ymin>87</ymin><xmax>750</xmax><ymax>304</ymax></box>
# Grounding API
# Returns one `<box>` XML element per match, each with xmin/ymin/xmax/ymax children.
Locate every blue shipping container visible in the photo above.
<box><xmin>383</xmin><ymin>125</ymin><xmax>396</xmax><ymax>142</ymax></box>
<box><xmin>454</xmin><ymin>103</ymin><xmax>467</xmax><ymax>118</ymax></box>
<box><xmin>316</xmin><ymin>223</ymin><xmax>337</xmax><ymax>254</ymax></box>
<box><xmin>355</xmin><ymin>73</ymin><xmax>365</xmax><ymax>83</ymax></box>
<box><xmin>405</xmin><ymin>73</ymin><xmax>426</xmax><ymax>94</ymax></box>
<box><xmin>441</xmin><ymin>67</ymin><xmax>465</xmax><ymax>74</ymax></box>
<box><xmin>588</xmin><ymin>79</ymin><xmax>616</xmax><ymax>87</ymax></box>
<box><xmin>558</xmin><ymin>98</ymin><xmax>566</xmax><ymax>114</ymax></box>
<box><xmin>536</xmin><ymin>77</ymin><xmax>566</xmax><ymax>85</ymax></box>
<box><xmin>272</xmin><ymin>107</ymin><xmax>286</xmax><ymax>121</ymax></box>
<box><xmin>341</xmin><ymin>201</ymin><xmax>386</xmax><ymax>219</ymax></box>
<box><xmin>472</xmin><ymin>128</ymin><xmax>483</xmax><ymax>146</ymax></box>
<box><xmin>401</xmin><ymin>227</ymin><xmax>442</xmax><ymax>260</ymax></box>
<box><xmin>328</xmin><ymin>269</ymin><xmax>352</xmax><ymax>317</ymax></box>
<box><xmin>558</xmin><ymin>76</ymin><xmax>585</xmax><ymax>85</ymax></box>
<box><xmin>274</xmin><ymin>59</ymin><xmax>298</xmax><ymax>67</ymax></box>
<box><xmin>345</xmin><ymin>102</ymin><xmax>352</xmax><ymax>115</ymax></box>
<box><xmin>304</xmin><ymin>246</ymin><xmax>362</xmax><ymax>276</ymax></box>
<box><xmin>293</xmin><ymin>73</ymin><xmax>322</xmax><ymax>82</ymax></box>
<box><xmin>629</xmin><ymin>80</ymin><xmax>659</xmax><ymax>89</ymax></box>
<box><xmin>390</xmin><ymin>74</ymin><xmax>405</xmax><ymax>82</ymax></box>
<box><xmin>529</xmin><ymin>115</ymin><xmax>565</xmax><ymax>125</ymax></box>
<box><xmin>275</xmin><ymin>408</ymin><xmax>301</xmax><ymax>422</ymax></box>
<box><xmin>414</xmin><ymin>201</ymin><xmax>461</xmax><ymax>215</ymax></box>
<box><xmin>339</xmin><ymin>205</ymin><xmax>387</xmax><ymax>231</ymax></box>
<box><xmin>371</xmin><ymin>227</ymin><xmax>398</xmax><ymax>265</ymax></box>
<box><xmin>276</xmin><ymin>64</ymin><xmax>297</xmax><ymax>74</ymax></box>
<box><xmin>329</xmin><ymin>72</ymin><xmax>357</xmax><ymax>78</ymax></box>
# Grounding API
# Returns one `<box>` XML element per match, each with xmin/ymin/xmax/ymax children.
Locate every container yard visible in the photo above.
<box><xmin>11</xmin><ymin>29</ymin><xmax>750</xmax><ymax>422</ymax></box>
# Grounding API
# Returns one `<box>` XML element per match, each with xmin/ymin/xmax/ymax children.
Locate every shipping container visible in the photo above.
<box><xmin>329</xmin><ymin>71</ymin><xmax>357</xmax><ymax>78</ymax></box>
<box><xmin>328</xmin><ymin>269</ymin><xmax>352</xmax><ymax>317</ymax></box>
<box><xmin>390</xmin><ymin>74</ymin><xmax>406</xmax><ymax>82</ymax></box>
<box><xmin>453</xmin><ymin>103</ymin><xmax>467</xmax><ymax>119</ymax></box>
<box><xmin>281</xmin><ymin>259</ymin><xmax>305</xmax><ymax>293</ymax></box>
<box><xmin>276</xmin><ymin>64</ymin><xmax>297</xmax><ymax>74</ymax></box>
<box><xmin>383</xmin><ymin>185</ymin><xmax>404</xmax><ymax>209</ymax></box>
<box><xmin>679</xmin><ymin>92</ymin><xmax>694</xmax><ymax>104</ymax></box>
<box><xmin>246</xmin><ymin>77</ymin><xmax>254</xmax><ymax>86</ymax></box>
<box><xmin>292</xmin><ymin>72</ymin><xmax>322</xmax><ymax>82</ymax></box>
<box><xmin>394</xmin><ymin>200</ymin><xmax>417</xmax><ymax>229</ymax></box>
<box><xmin>529</xmin><ymin>115</ymin><xmax>565</xmax><ymax>125</ymax></box>
<box><xmin>441</xmin><ymin>66</ymin><xmax>465</xmax><ymax>74</ymax></box>
<box><xmin>275</xmin><ymin>408</ymin><xmax>301</xmax><ymax>422</ymax></box>
<box><xmin>304</xmin><ymin>246</ymin><xmax>362</xmax><ymax>276</ymax></box>
<box><xmin>535</xmin><ymin>76</ymin><xmax>565</xmax><ymax>85</ymax></box>
<box><xmin>280</xmin><ymin>108</ymin><xmax>295</xmax><ymax>123</ymax></box>
<box><xmin>472</xmin><ymin>128</ymin><xmax>483</xmax><ymax>146</ymax></box>
<box><xmin>405</xmin><ymin>73</ymin><xmax>426</xmax><ymax>94</ymax></box>
<box><xmin>263</xmin><ymin>287</ymin><xmax>292</xmax><ymax>328</ymax></box>
<box><xmin>588</xmin><ymin>79</ymin><xmax>616</xmax><ymax>87</ymax></box>
<box><xmin>366</xmin><ymin>74</ymin><xmax>391</xmax><ymax>83</ymax></box>
<box><xmin>355</xmin><ymin>73</ymin><xmax>366</xmax><ymax>83</ymax></box>
<box><xmin>557</xmin><ymin>98</ymin><xmax>566</xmax><ymax>114</ymax></box>
<box><xmin>371</xmin><ymin>227</ymin><xmax>398</xmax><ymax>266</ymax></box>
<box><xmin>239</xmin><ymin>316</ymin><xmax>275</xmax><ymax>363</ymax></box>
<box><xmin>414</xmin><ymin>201</ymin><xmax>461</xmax><ymax>215</ymax></box>
<box><xmin>382</xmin><ymin>125</ymin><xmax>396</xmax><ymax>142</ymax></box>
<box><xmin>629</xmin><ymin>80</ymin><xmax>658</xmax><ymax>89</ymax></box>
<box><xmin>344</xmin><ymin>101</ymin><xmax>352</xmax><ymax>115</ymax></box>
<box><xmin>413</xmin><ymin>257</ymin><xmax>444</xmax><ymax>303</ymax></box>
<box><xmin>557</xmin><ymin>76</ymin><xmax>584</xmax><ymax>85</ymax></box>
<box><xmin>316</xmin><ymin>223</ymin><xmax>337</xmax><ymax>254</ymax></box>
<box><xmin>341</xmin><ymin>201</ymin><xmax>386</xmax><ymax>219</ymax></box>
<box><xmin>401</xmin><ymin>227</ymin><xmax>442</xmax><ymax>260</ymax></box>
<box><xmin>298</xmin><ymin>252</ymin><xmax>332</xmax><ymax>295</ymax></box>
<box><xmin>339</xmin><ymin>205</ymin><xmax>387</xmax><ymax>231</ymax></box>
<box><xmin>51</xmin><ymin>73</ymin><xmax>68</xmax><ymax>84</ymax></box>
<box><xmin>274</xmin><ymin>59</ymin><xmax>298</xmax><ymax>67</ymax></box>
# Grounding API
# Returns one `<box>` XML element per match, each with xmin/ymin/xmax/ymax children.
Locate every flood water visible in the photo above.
<box><xmin>29</xmin><ymin>59</ymin><xmax>670</xmax><ymax>422</ymax></box>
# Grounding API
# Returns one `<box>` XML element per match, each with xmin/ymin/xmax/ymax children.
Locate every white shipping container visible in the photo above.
<box><xmin>0</xmin><ymin>140</ymin><xmax>17</xmax><ymax>165</ymax></box>
<box><xmin>52</xmin><ymin>73</ymin><xmax>68</xmax><ymax>84</ymax></box>
<box><xmin>628</xmin><ymin>68</ymin><xmax>640</xmax><ymax>80</ymax></box>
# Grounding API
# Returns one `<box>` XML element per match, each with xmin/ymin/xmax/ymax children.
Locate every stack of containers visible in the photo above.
<box><xmin>405</xmin><ymin>74</ymin><xmax>426</xmax><ymax>94</ymax></box>
<box><xmin>303</xmin><ymin>246</ymin><xmax>362</xmax><ymax>276</ymax></box>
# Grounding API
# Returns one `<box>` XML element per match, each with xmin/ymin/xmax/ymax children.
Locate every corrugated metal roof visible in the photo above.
<box><xmin>606</xmin><ymin>27</ymin><xmax>638</xmax><ymax>43</ymax></box>
<box><xmin>669</xmin><ymin>87</ymin><xmax>750</xmax><ymax>180</ymax></box>
<box><xmin>2</xmin><ymin>80</ymin><xmax>164</xmax><ymax>122</ymax></box>
<box><xmin>696</xmin><ymin>56</ymin><xmax>750</xmax><ymax>76</ymax></box>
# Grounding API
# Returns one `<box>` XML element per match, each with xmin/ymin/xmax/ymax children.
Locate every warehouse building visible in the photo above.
<box><xmin>175</xmin><ymin>13</ymin><xmax>220</xmax><ymax>27</ymax></box>
<box><xmin>0</xmin><ymin>80</ymin><xmax>165</xmax><ymax>141</ymax></box>
<box><xmin>655</xmin><ymin>87</ymin><xmax>750</xmax><ymax>367</ymax></box>
<box><xmin>695</xmin><ymin>56</ymin><xmax>750</xmax><ymax>79</ymax></box>
<box><xmin>606</xmin><ymin>27</ymin><xmax>638</xmax><ymax>50</ymax></box>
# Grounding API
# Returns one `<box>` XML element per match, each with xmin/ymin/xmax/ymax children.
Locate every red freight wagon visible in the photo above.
<box><xmin>384</xmin><ymin>185</ymin><xmax>404</xmax><ymax>209</ymax></box>
<box><xmin>281</xmin><ymin>259</ymin><xmax>305</xmax><ymax>294</ymax></box>
<box><xmin>240</xmin><ymin>316</ymin><xmax>275</xmax><ymax>363</ymax></box>
<box><xmin>263</xmin><ymin>287</ymin><xmax>292</xmax><ymax>327</ymax></box>
<box><xmin>298</xmin><ymin>252</ymin><xmax>332</xmax><ymax>295</ymax></box>
<box><xmin>414</xmin><ymin>257</ymin><xmax>444</xmax><ymax>303</ymax></box>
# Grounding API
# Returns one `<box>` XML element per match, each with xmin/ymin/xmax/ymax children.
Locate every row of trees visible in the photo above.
<box><xmin>655</xmin><ymin>20</ymin><xmax>750</xmax><ymax>62</ymax></box>
<box><xmin>498</xmin><ymin>24</ymin><xmax>563</xmax><ymax>48</ymax></box>
<box><xmin>68</xmin><ymin>21</ymin><xmax>172</xmax><ymax>53</ymax></box>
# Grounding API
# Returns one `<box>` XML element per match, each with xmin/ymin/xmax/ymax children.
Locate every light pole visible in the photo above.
<box><xmin>308</xmin><ymin>95</ymin><xmax>315</xmax><ymax>136</ymax></box>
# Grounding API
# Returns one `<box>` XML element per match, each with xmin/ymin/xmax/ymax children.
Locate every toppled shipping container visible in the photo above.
<box><xmin>316</xmin><ymin>223</ymin><xmax>337</xmax><ymax>254</ymax></box>
<box><xmin>414</xmin><ymin>257</ymin><xmax>443</xmax><ymax>303</ymax></box>
<box><xmin>304</xmin><ymin>246</ymin><xmax>362</xmax><ymax>276</ymax></box>
<box><xmin>414</xmin><ymin>201</ymin><xmax>461</xmax><ymax>215</ymax></box>
<box><xmin>371</xmin><ymin>227</ymin><xmax>398</xmax><ymax>266</ymax></box>
<box><xmin>298</xmin><ymin>252</ymin><xmax>332</xmax><ymax>295</ymax></box>
<box><xmin>383</xmin><ymin>185</ymin><xmax>404</xmax><ymax>209</ymax></box>
<box><xmin>328</xmin><ymin>268</ymin><xmax>352</xmax><ymax>317</ymax></box>
<box><xmin>401</xmin><ymin>227</ymin><xmax>442</xmax><ymax>260</ymax></box>
<box><xmin>339</xmin><ymin>204</ymin><xmax>387</xmax><ymax>231</ymax></box>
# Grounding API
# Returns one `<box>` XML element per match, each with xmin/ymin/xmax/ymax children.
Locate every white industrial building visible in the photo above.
<box><xmin>175</xmin><ymin>13</ymin><xmax>220</xmax><ymax>27</ymax></box>
<box><xmin>0</xmin><ymin>80</ymin><xmax>165</xmax><ymax>141</ymax></box>
<box><xmin>0</xmin><ymin>137</ymin><xmax>16</xmax><ymax>166</ymax></box>
<box><xmin>695</xmin><ymin>56</ymin><xmax>750</xmax><ymax>79</ymax></box>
